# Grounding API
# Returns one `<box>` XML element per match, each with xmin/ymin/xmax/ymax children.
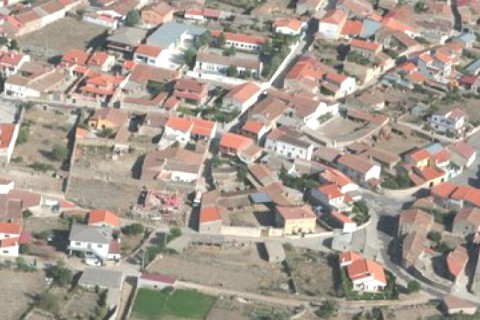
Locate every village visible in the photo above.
<box><xmin>0</xmin><ymin>0</ymin><xmax>480</xmax><ymax>319</ymax></box>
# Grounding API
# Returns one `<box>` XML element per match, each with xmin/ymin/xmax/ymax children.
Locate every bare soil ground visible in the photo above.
<box><xmin>26</xmin><ymin>309</ymin><xmax>55</xmax><ymax>320</ymax></box>
<box><xmin>19</xmin><ymin>17</ymin><xmax>107</xmax><ymax>60</ymax></box>
<box><xmin>0</xmin><ymin>270</ymin><xmax>46</xmax><ymax>320</ymax></box>
<box><xmin>394</xmin><ymin>304</ymin><xmax>441</xmax><ymax>319</ymax></box>
<box><xmin>148</xmin><ymin>245</ymin><xmax>288</xmax><ymax>293</ymax></box>
<box><xmin>60</xmin><ymin>289</ymin><xmax>98</xmax><ymax>319</ymax></box>
<box><xmin>12</xmin><ymin>107</ymin><xmax>72</xmax><ymax>171</ymax></box>
<box><xmin>24</xmin><ymin>217</ymin><xmax>70</xmax><ymax>259</ymax></box>
<box><xmin>439</xmin><ymin>97</ymin><xmax>480</xmax><ymax>123</ymax></box>
<box><xmin>374</xmin><ymin>133</ymin><xmax>430</xmax><ymax>156</ymax></box>
<box><xmin>317</xmin><ymin>116</ymin><xmax>366</xmax><ymax>139</ymax></box>
<box><xmin>207</xmin><ymin>298</ymin><xmax>291</xmax><ymax>320</ymax></box>
<box><xmin>286</xmin><ymin>248</ymin><xmax>336</xmax><ymax>297</ymax></box>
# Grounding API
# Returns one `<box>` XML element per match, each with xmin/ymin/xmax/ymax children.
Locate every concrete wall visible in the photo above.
<box><xmin>381</xmin><ymin>183</ymin><xmax>426</xmax><ymax>199</ymax></box>
<box><xmin>221</xmin><ymin>226</ymin><xmax>261</xmax><ymax>237</ymax></box>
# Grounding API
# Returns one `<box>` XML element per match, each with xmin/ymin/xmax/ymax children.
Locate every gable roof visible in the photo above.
<box><xmin>199</xmin><ymin>206</ymin><xmax>222</xmax><ymax>224</ymax></box>
<box><xmin>447</xmin><ymin>246</ymin><xmax>469</xmax><ymax>278</ymax></box>
<box><xmin>220</xmin><ymin>133</ymin><xmax>253</xmax><ymax>152</ymax></box>
<box><xmin>399</xmin><ymin>208</ymin><xmax>433</xmax><ymax>230</ymax></box>
<box><xmin>347</xmin><ymin>258</ymin><xmax>387</xmax><ymax>284</ymax></box>
<box><xmin>276</xmin><ymin>205</ymin><xmax>316</xmax><ymax>220</ymax></box>
<box><xmin>88</xmin><ymin>209</ymin><xmax>121</xmax><ymax>227</ymax></box>
<box><xmin>337</xmin><ymin>154</ymin><xmax>375</xmax><ymax>174</ymax></box>
<box><xmin>0</xmin><ymin>221</ymin><xmax>21</xmax><ymax>234</ymax></box>
<box><xmin>225</xmin><ymin>82</ymin><xmax>261</xmax><ymax>104</ymax></box>
<box><xmin>320</xmin><ymin>9</ymin><xmax>347</xmax><ymax>25</ymax></box>
<box><xmin>69</xmin><ymin>223</ymin><xmax>113</xmax><ymax>244</ymax></box>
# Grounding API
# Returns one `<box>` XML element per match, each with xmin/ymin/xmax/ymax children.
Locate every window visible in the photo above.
<box><xmin>97</xmin><ymin>244</ymin><xmax>103</xmax><ymax>248</ymax></box>
<box><xmin>76</xmin><ymin>242</ymin><xmax>81</xmax><ymax>246</ymax></box>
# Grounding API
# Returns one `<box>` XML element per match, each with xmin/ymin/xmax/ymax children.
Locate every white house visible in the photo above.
<box><xmin>223</xmin><ymin>82</ymin><xmax>262</xmax><ymax>113</ymax></box>
<box><xmin>0</xmin><ymin>51</ymin><xmax>30</xmax><ymax>77</ymax></box>
<box><xmin>83</xmin><ymin>12</ymin><xmax>118</xmax><ymax>29</ymax></box>
<box><xmin>318</xmin><ymin>9</ymin><xmax>347</xmax><ymax>40</ymax></box>
<box><xmin>273</xmin><ymin>18</ymin><xmax>306</xmax><ymax>36</ymax></box>
<box><xmin>340</xmin><ymin>251</ymin><xmax>387</xmax><ymax>292</ymax></box>
<box><xmin>0</xmin><ymin>123</ymin><xmax>19</xmax><ymax>165</ymax></box>
<box><xmin>195</xmin><ymin>51</ymin><xmax>263</xmax><ymax>77</ymax></box>
<box><xmin>265</xmin><ymin>127</ymin><xmax>314</xmax><ymax>160</ymax></box>
<box><xmin>336</xmin><ymin>154</ymin><xmax>381</xmax><ymax>187</ymax></box>
<box><xmin>311</xmin><ymin>184</ymin><xmax>353</xmax><ymax>212</ymax></box>
<box><xmin>163</xmin><ymin>116</ymin><xmax>217</xmax><ymax>143</ymax></box>
<box><xmin>0</xmin><ymin>177</ymin><xmax>14</xmax><ymax>194</ymax></box>
<box><xmin>303</xmin><ymin>101</ymin><xmax>339</xmax><ymax>130</ymax></box>
<box><xmin>138</xmin><ymin>273</ymin><xmax>177</xmax><ymax>290</ymax></box>
<box><xmin>417</xmin><ymin>50</ymin><xmax>453</xmax><ymax>84</ymax></box>
<box><xmin>0</xmin><ymin>222</ymin><xmax>21</xmax><ymax>257</ymax></box>
<box><xmin>322</xmin><ymin>73</ymin><xmax>356</xmax><ymax>98</ymax></box>
<box><xmin>68</xmin><ymin>224</ymin><xmax>120</xmax><ymax>265</ymax></box>
<box><xmin>133</xmin><ymin>44</ymin><xmax>169</xmax><ymax>67</ymax></box>
<box><xmin>212</xmin><ymin>31</ymin><xmax>266</xmax><ymax>51</ymax></box>
<box><xmin>319</xmin><ymin>167</ymin><xmax>359</xmax><ymax>194</ymax></box>
<box><xmin>429</xmin><ymin>108</ymin><xmax>468</xmax><ymax>135</ymax></box>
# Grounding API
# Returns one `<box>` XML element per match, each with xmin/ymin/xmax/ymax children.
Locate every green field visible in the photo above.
<box><xmin>131</xmin><ymin>288</ymin><xmax>216</xmax><ymax>319</ymax></box>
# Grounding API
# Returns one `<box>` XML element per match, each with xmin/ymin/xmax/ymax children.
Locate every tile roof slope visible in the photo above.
<box><xmin>225</xmin><ymin>82</ymin><xmax>261</xmax><ymax>103</ymax></box>
<box><xmin>399</xmin><ymin>208</ymin><xmax>432</xmax><ymax>230</ymax></box>
<box><xmin>199</xmin><ymin>206</ymin><xmax>221</xmax><ymax>223</ymax></box>
<box><xmin>337</xmin><ymin>154</ymin><xmax>374</xmax><ymax>174</ymax></box>
<box><xmin>220</xmin><ymin>133</ymin><xmax>253</xmax><ymax>151</ymax></box>
<box><xmin>0</xmin><ymin>221</ymin><xmax>21</xmax><ymax>234</ymax></box>
<box><xmin>276</xmin><ymin>205</ymin><xmax>316</xmax><ymax>220</ymax></box>
<box><xmin>447</xmin><ymin>246</ymin><xmax>469</xmax><ymax>277</ymax></box>
<box><xmin>347</xmin><ymin>258</ymin><xmax>387</xmax><ymax>284</ymax></box>
<box><xmin>88</xmin><ymin>209</ymin><xmax>121</xmax><ymax>227</ymax></box>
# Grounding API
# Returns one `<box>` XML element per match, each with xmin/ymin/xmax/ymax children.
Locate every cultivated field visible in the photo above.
<box><xmin>131</xmin><ymin>288</ymin><xmax>216</xmax><ymax>320</ymax></box>
<box><xmin>0</xmin><ymin>270</ymin><xmax>46</xmax><ymax>320</ymax></box>
<box><xmin>19</xmin><ymin>17</ymin><xmax>108</xmax><ymax>60</ymax></box>
<box><xmin>148</xmin><ymin>245</ymin><xmax>288</xmax><ymax>293</ymax></box>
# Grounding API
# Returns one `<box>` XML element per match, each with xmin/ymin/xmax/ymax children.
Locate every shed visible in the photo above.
<box><xmin>264</xmin><ymin>241</ymin><xmax>285</xmax><ymax>263</ymax></box>
<box><xmin>443</xmin><ymin>295</ymin><xmax>477</xmax><ymax>315</ymax></box>
<box><xmin>78</xmin><ymin>267</ymin><xmax>124</xmax><ymax>290</ymax></box>
<box><xmin>138</xmin><ymin>273</ymin><xmax>177</xmax><ymax>290</ymax></box>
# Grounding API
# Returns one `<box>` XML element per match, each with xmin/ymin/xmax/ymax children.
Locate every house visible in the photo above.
<box><xmin>448</xmin><ymin>141</ymin><xmax>476</xmax><ymax>169</ymax></box>
<box><xmin>211</xmin><ymin>30</ymin><xmax>266</xmax><ymax>51</ymax></box>
<box><xmin>296</xmin><ymin>0</ymin><xmax>324</xmax><ymax>15</ymax></box>
<box><xmin>138</xmin><ymin>273</ymin><xmax>177</xmax><ymax>289</ymax></box>
<box><xmin>75</xmin><ymin>72</ymin><xmax>124</xmax><ymax>106</ymax></box>
<box><xmin>4</xmin><ymin>62</ymin><xmax>64</xmax><ymax>98</ymax></box>
<box><xmin>417</xmin><ymin>50</ymin><xmax>453</xmax><ymax>84</ymax></box>
<box><xmin>321</xmin><ymin>73</ymin><xmax>356</xmax><ymax>98</ymax></box>
<box><xmin>350</xmin><ymin>39</ymin><xmax>382</xmax><ymax>61</ymax></box>
<box><xmin>125</xmin><ymin>64</ymin><xmax>181</xmax><ymax>95</ymax></box>
<box><xmin>339</xmin><ymin>252</ymin><xmax>387</xmax><ymax>292</ymax></box>
<box><xmin>195</xmin><ymin>49</ymin><xmax>263</xmax><ymax>77</ymax></box>
<box><xmin>172</xmin><ymin>78</ymin><xmax>209</xmax><ymax>106</ymax></box>
<box><xmin>0</xmin><ymin>51</ymin><xmax>30</xmax><ymax>77</ymax></box>
<box><xmin>318</xmin><ymin>9</ymin><xmax>348</xmax><ymax>40</ymax></box>
<box><xmin>87</xmin><ymin>209</ymin><xmax>121</xmax><ymax>229</ymax></box>
<box><xmin>446</xmin><ymin>245</ymin><xmax>469</xmax><ymax>281</ymax></box>
<box><xmin>402</xmin><ymin>231</ymin><xmax>429</xmax><ymax>271</ymax></box>
<box><xmin>83</xmin><ymin>12</ymin><xmax>118</xmax><ymax>29</ymax></box>
<box><xmin>453</xmin><ymin>207</ymin><xmax>480</xmax><ymax>237</ymax></box>
<box><xmin>431</xmin><ymin>182</ymin><xmax>480</xmax><ymax>209</ymax></box>
<box><xmin>319</xmin><ymin>166</ymin><xmax>358</xmax><ymax>194</ymax></box>
<box><xmin>198</xmin><ymin>204</ymin><xmax>222</xmax><ymax>234</ymax></box>
<box><xmin>68</xmin><ymin>224</ymin><xmax>121</xmax><ymax>264</ymax></box>
<box><xmin>133</xmin><ymin>44</ymin><xmax>169</xmax><ymax>67</ymax></box>
<box><xmin>184</xmin><ymin>8</ymin><xmax>222</xmax><ymax>21</ymax></box>
<box><xmin>0</xmin><ymin>221</ymin><xmax>21</xmax><ymax>257</ymax></box>
<box><xmin>141</xmin><ymin>147</ymin><xmax>204</xmax><ymax>182</ymax></box>
<box><xmin>219</xmin><ymin>133</ymin><xmax>262</xmax><ymax>163</ymax></box>
<box><xmin>443</xmin><ymin>295</ymin><xmax>478</xmax><ymax>316</ymax></box>
<box><xmin>274</xmin><ymin>205</ymin><xmax>317</xmax><ymax>234</ymax></box>
<box><xmin>140</xmin><ymin>1</ymin><xmax>175</xmax><ymax>27</ymax></box>
<box><xmin>223</xmin><ymin>82</ymin><xmax>262</xmax><ymax>113</ymax></box>
<box><xmin>337</xmin><ymin>0</ymin><xmax>374</xmax><ymax>18</ymax></box>
<box><xmin>163</xmin><ymin>116</ymin><xmax>216</xmax><ymax>142</ymax></box>
<box><xmin>330</xmin><ymin>211</ymin><xmax>357</xmax><ymax>232</ymax></box>
<box><xmin>61</xmin><ymin>50</ymin><xmax>115</xmax><ymax>72</ymax></box>
<box><xmin>310</xmin><ymin>184</ymin><xmax>353</xmax><ymax>212</ymax></box>
<box><xmin>336</xmin><ymin>154</ymin><xmax>381</xmax><ymax>188</ymax></box>
<box><xmin>0</xmin><ymin>123</ymin><xmax>19</xmax><ymax>165</ymax></box>
<box><xmin>146</xmin><ymin>22</ymin><xmax>205</xmax><ymax>52</ymax></box>
<box><xmin>241</xmin><ymin>120</ymin><xmax>269</xmax><ymax>143</ymax></box>
<box><xmin>0</xmin><ymin>177</ymin><xmax>14</xmax><ymax>195</ymax></box>
<box><xmin>273</xmin><ymin>18</ymin><xmax>306</xmax><ymax>36</ymax></box>
<box><xmin>106</xmin><ymin>27</ymin><xmax>148</xmax><ymax>55</ymax></box>
<box><xmin>428</xmin><ymin>108</ymin><xmax>468</xmax><ymax>135</ymax></box>
<box><xmin>398</xmin><ymin>209</ymin><xmax>433</xmax><ymax>236</ymax></box>
<box><xmin>88</xmin><ymin>108</ymin><xmax>129</xmax><ymax>132</ymax></box>
<box><xmin>265</xmin><ymin>127</ymin><xmax>314</xmax><ymax>161</ymax></box>
<box><xmin>0</xmin><ymin>189</ymin><xmax>42</xmax><ymax>221</ymax></box>
<box><xmin>284</xmin><ymin>56</ymin><xmax>330</xmax><ymax>94</ymax></box>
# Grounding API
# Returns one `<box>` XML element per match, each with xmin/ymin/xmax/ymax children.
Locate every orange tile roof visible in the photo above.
<box><xmin>431</xmin><ymin>149</ymin><xmax>451</xmax><ymax>165</ymax></box>
<box><xmin>136</xmin><ymin>44</ymin><xmax>162</xmax><ymax>57</ymax></box>
<box><xmin>341</xmin><ymin>20</ymin><xmax>363</xmax><ymax>36</ymax></box>
<box><xmin>339</xmin><ymin>250</ymin><xmax>362</xmax><ymax>265</ymax></box>
<box><xmin>225</xmin><ymin>82</ymin><xmax>261</xmax><ymax>104</ymax></box>
<box><xmin>417</xmin><ymin>166</ymin><xmax>445</xmax><ymax>181</ymax></box>
<box><xmin>317</xmin><ymin>184</ymin><xmax>344</xmax><ymax>199</ymax></box>
<box><xmin>62</xmin><ymin>49</ymin><xmax>89</xmax><ymax>66</ymax></box>
<box><xmin>432</xmin><ymin>182</ymin><xmax>457</xmax><ymax>198</ymax></box>
<box><xmin>447</xmin><ymin>246</ymin><xmax>469</xmax><ymax>278</ymax></box>
<box><xmin>276</xmin><ymin>205</ymin><xmax>316</xmax><ymax>220</ymax></box>
<box><xmin>0</xmin><ymin>221</ymin><xmax>21</xmax><ymax>234</ymax></box>
<box><xmin>273</xmin><ymin>18</ymin><xmax>305</xmax><ymax>32</ymax></box>
<box><xmin>87</xmin><ymin>51</ymin><xmax>111</xmax><ymax>67</ymax></box>
<box><xmin>211</xmin><ymin>30</ymin><xmax>266</xmax><ymax>45</ymax></box>
<box><xmin>199</xmin><ymin>206</ymin><xmax>221</xmax><ymax>224</ymax></box>
<box><xmin>399</xmin><ymin>61</ymin><xmax>416</xmax><ymax>73</ymax></box>
<box><xmin>347</xmin><ymin>258</ymin><xmax>387</xmax><ymax>284</ymax></box>
<box><xmin>0</xmin><ymin>237</ymin><xmax>19</xmax><ymax>248</ymax></box>
<box><xmin>338</xmin><ymin>154</ymin><xmax>374</xmax><ymax>174</ymax></box>
<box><xmin>321</xmin><ymin>9</ymin><xmax>347</xmax><ymax>25</ymax></box>
<box><xmin>191</xmin><ymin>118</ymin><xmax>215</xmax><ymax>137</ymax></box>
<box><xmin>87</xmin><ymin>209</ymin><xmax>121</xmax><ymax>227</ymax></box>
<box><xmin>408</xmin><ymin>149</ymin><xmax>431</xmax><ymax>163</ymax></box>
<box><xmin>325</xmin><ymin>72</ymin><xmax>348</xmax><ymax>84</ymax></box>
<box><xmin>319</xmin><ymin>167</ymin><xmax>355</xmax><ymax>188</ymax></box>
<box><xmin>409</xmin><ymin>71</ymin><xmax>426</xmax><ymax>84</ymax></box>
<box><xmin>242</xmin><ymin>120</ymin><xmax>265</xmax><ymax>135</ymax></box>
<box><xmin>0</xmin><ymin>124</ymin><xmax>16</xmax><ymax>149</ymax></box>
<box><xmin>351</xmin><ymin>39</ymin><xmax>381</xmax><ymax>51</ymax></box>
<box><xmin>166</xmin><ymin>116</ymin><xmax>192</xmax><ymax>131</ymax></box>
<box><xmin>220</xmin><ymin>133</ymin><xmax>253</xmax><ymax>152</ymax></box>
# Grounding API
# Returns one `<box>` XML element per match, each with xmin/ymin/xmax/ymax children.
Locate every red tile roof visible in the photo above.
<box><xmin>341</xmin><ymin>20</ymin><xmax>363</xmax><ymax>36</ymax></box>
<box><xmin>276</xmin><ymin>205</ymin><xmax>316</xmax><ymax>220</ymax></box>
<box><xmin>449</xmin><ymin>141</ymin><xmax>476</xmax><ymax>160</ymax></box>
<box><xmin>321</xmin><ymin>9</ymin><xmax>347</xmax><ymax>25</ymax></box>
<box><xmin>242</xmin><ymin>120</ymin><xmax>265</xmax><ymax>135</ymax></box>
<box><xmin>87</xmin><ymin>209</ymin><xmax>121</xmax><ymax>227</ymax></box>
<box><xmin>447</xmin><ymin>246</ymin><xmax>469</xmax><ymax>278</ymax></box>
<box><xmin>337</xmin><ymin>154</ymin><xmax>375</xmax><ymax>174</ymax></box>
<box><xmin>332</xmin><ymin>211</ymin><xmax>354</xmax><ymax>224</ymax></box>
<box><xmin>219</xmin><ymin>133</ymin><xmax>253</xmax><ymax>152</ymax></box>
<box><xmin>273</xmin><ymin>18</ymin><xmax>305</xmax><ymax>32</ymax></box>
<box><xmin>225</xmin><ymin>82</ymin><xmax>261</xmax><ymax>104</ymax></box>
<box><xmin>0</xmin><ymin>237</ymin><xmax>19</xmax><ymax>248</ymax></box>
<box><xmin>347</xmin><ymin>258</ymin><xmax>387</xmax><ymax>284</ymax></box>
<box><xmin>211</xmin><ymin>30</ymin><xmax>266</xmax><ymax>45</ymax></box>
<box><xmin>351</xmin><ymin>39</ymin><xmax>381</xmax><ymax>51</ymax></box>
<box><xmin>317</xmin><ymin>184</ymin><xmax>344</xmax><ymax>199</ymax></box>
<box><xmin>140</xmin><ymin>272</ymin><xmax>176</xmax><ymax>284</ymax></box>
<box><xmin>199</xmin><ymin>206</ymin><xmax>221</xmax><ymax>224</ymax></box>
<box><xmin>319</xmin><ymin>167</ymin><xmax>356</xmax><ymax>188</ymax></box>
<box><xmin>0</xmin><ymin>221</ymin><xmax>21</xmax><ymax>234</ymax></box>
<box><xmin>408</xmin><ymin>149</ymin><xmax>431</xmax><ymax>163</ymax></box>
<box><xmin>339</xmin><ymin>250</ymin><xmax>362</xmax><ymax>265</ymax></box>
<box><xmin>0</xmin><ymin>123</ymin><xmax>16</xmax><ymax>149</ymax></box>
<box><xmin>136</xmin><ymin>44</ymin><xmax>162</xmax><ymax>57</ymax></box>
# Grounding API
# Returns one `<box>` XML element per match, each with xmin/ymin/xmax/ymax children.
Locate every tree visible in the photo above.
<box><xmin>99</xmin><ymin>127</ymin><xmax>114</xmax><ymax>138</ymax></box>
<box><xmin>226</xmin><ymin>65</ymin><xmax>238</xmax><ymax>77</ymax></box>
<box><xmin>17</xmin><ymin>124</ymin><xmax>29</xmax><ymax>144</ymax></box>
<box><xmin>407</xmin><ymin>280</ymin><xmax>421</xmax><ymax>293</ymax></box>
<box><xmin>223</xmin><ymin>46</ymin><xmax>236</xmax><ymax>56</ymax></box>
<box><xmin>50</xmin><ymin>260</ymin><xmax>73</xmax><ymax>287</ymax></box>
<box><xmin>183</xmin><ymin>48</ymin><xmax>196</xmax><ymax>66</ymax></box>
<box><xmin>9</xmin><ymin>39</ymin><xmax>18</xmax><ymax>51</ymax></box>
<box><xmin>125</xmin><ymin>10</ymin><xmax>140</xmax><ymax>27</ymax></box>
<box><xmin>168</xmin><ymin>227</ymin><xmax>182</xmax><ymax>242</ymax></box>
<box><xmin>22</xmin><ymin>209</ymin><xmax>33</xmax><ymax>219</ymax></box>
<box><xmin>427</xmin><ymin>231</ymin><xmax>442</xmax><ymax>242</ymax></box>
<box><xmin>316</xmin><ymin>300</ymin><xmax>337</xmax><ymax>319</ymax></box>
<box><xmin>262</xmin><ymin>39</ymin><xmax>273</xmax><ymax>55</ymax></box>
<box><xmin>217</xmin><ymin>32</ymin><xmax>226</xmax><ymax>48</ymax></box>
<box><xmin>51</xmin><ymin>143</ymin><xmax>68</xmax><ymax>162</ymax></box>
<box><xmin>146</xmin><ymin>80</ymin><xmax>166</xmax><ymax>96</ymax></box>
<box><xmin>122</xmin><ymin>223</ymin><xmax>144</xmax><ymax>236</ymax></box>
<box><xmin>37</xmin><ymin>293</ymin><xmax>60</xmax><ymax>314</ymax></box>
<box><xmin>196</xmin><ymin>31</ymin><xmax>211</xmax><ymax>49</ymax></box>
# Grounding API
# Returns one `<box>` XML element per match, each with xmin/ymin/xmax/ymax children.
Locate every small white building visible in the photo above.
<box><xmin>336</xmin><ymin>154</ymin><xmax>381</xmax><ymax>187</ymax></box>
<box><xmin>138</xmin><ymin>273</ymin><xmax>177</xmax><ymax>290</ymax></box>
<box><xmin>223</xmin><ymin>82</ymin><xmax>262</xmax><ymax>113</ymax></box>
<box><xmin>0</xmin><ymin>177</ymin><xmax>14</xmax><ymax>194</ymax></box>
<box><xmin>273</xmin><ymin>18</ymin><xmax>306</xmax><ymax>36</ymax></box>
<box><xmin>83</xmin><ymin>12</ymin><xmax>118</xmax><ymax>29</ymax></box>
<box><xmin>133</xmin><ymin>44</ymin><xmax>169</xmax><ymax>67</ymax></box>
<box><xmin>0</xmin><ymin>123</ymin><xmax>19</xmax><ymax>165</ymax></box>
<box><xmin>318</xmin><ymin>9</ymin><xmax>347</xmax><ymax>40</ymax></box>
<box><xmin>0</xmin><ymin>221</ymin><xmax>21</xmax><ymax>257</ymax></box>
<box><xmin>265</xmin><ymin>127</ymin><xmax>314</xmax><ymax>161</ymax></box>
<box><xmin>428</xmin><ymin>108</ymin><xmax>468</xmax><ymax>135</ymax></box>
<box><xmin>340</xmin><ymin>251</ymin><xmax>387</xmax><ymax>292</ymax></box>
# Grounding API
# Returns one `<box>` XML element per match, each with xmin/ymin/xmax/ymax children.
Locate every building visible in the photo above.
<box><xmin>78</xmin><ymin>267</ymin><xmax>124</xmax><ymax>310</ymax></box>
<box><xmin>336</xmin><ymin>154</ymin><xmax>381</xmax><ymax>188</ymax></box>
<box><xmin>311</xmin><ymin>184</ymin><xmax>353</xmax><ymax>212</ymax></box>
<box><xmin>87</xmin><ymin>209</ymin><xmax>121</xmax><ymax>229</ymax></box>
<box><xmin>88</xmin><ymin>108</ymin><xmax>129</xmax><ymax>132</ymax></box>
<box><xmin>321</xmin><ymin>73</ymin><xmax>356</xmax><ymax>98</ymax></box>
<box><xmin>194</xmin><ymin>50</ymin><xmax>263</xmax><ymax>77</ymax></box>
<box><xmin>140</xmin><ymin>1</ymin><xmax>175</xmax><ymax>27</ymax></box>
<box><xmin>398</xmin><ymin>208</ymin><xmax>433</xmax><ymax>236</ymax></box>
<box><xmin>264</xmin><ymin>241</ymin><xmax>286</xmax><ymax>263</ymax></box>
<box><xmin>146</xmin><ymin>22</ymin><xmax>205</xmax><ymax>52</ymax></box>
<box><xmin>447</xmin><ymin>245</ymin><xmax>469</xmax><ymax>282</ymax></box>
<box><xmin>0</xmin><ymin>177</ymin><xmax>14</xmax><ymax>195</ymax></box>
<box><xmin>106</xmin><ymin>27</ymin><xmax>148</xmax><ymax>55</ymax></box>
<box><xmin>296</xmin><ymin>0</ymin><xmax>324</xmax><ymax>15</ymax></box>
<box><xmin>223</xmin><ymin>82</ymin><xmax>262</xmax><ymax>113</ymax></box>
<box><xmin>184</xmin><ymin>8</ymin><xmax>222</xmax><ymax>20</ymax></box>
<box><xmin>133</xmin><ymin>44</ymin><xmax>169</xmax><ymax>67</ymax></box>
<box><xmin>428</xmin><ymin>108</ymin><xmax>468</xmax><ymax>135</ymax></box>
<box><xmin>340</xmin><ymin>251</ymin><xmax>387</xmax><ymax>292</ymax></box>
<box><xmin>350</xmin><ymin>39</ymin><xmax>382</xmax><ymax>61</ymax></box>
<box><xmin>211</xmin><ymin>30</ymin><xmax>266</xmax><ymax>51</ymax></box>
<box><xmin>452</xmin><ymin>207</ymin><xmax>480</xmax><ymax>237</ymax></box>
<box><xmin>0</xmin><ymin>51</ymin><xmax>30</xmax><ymax>77</ymax></box>
<box><xmin>443</xmin><ymin>295</ymin><xmax>478</xmax><ymax>316</ymax></box>
<box><xmin>265</xmin><ymin>127</ymin><xmax>314</xmax><ymax>161</ymax></box>
<box><xmin>417</xmin><ymin>50</ymin><xmax>454</xmax><ymax>84</ymax></box>
<box><xmin>173</xmin><ymin>78</ymin><xmax>209</xmax><ymax>106</ymax></box>
<box><xmin>83</xmin><ymin>12</ymin><xmax>118</xmax><ymax>29</ymax></box>
<box><xmin>163</xmin><ymin>116</ymin><xmax>216</xmax><ymax>142</ymax></box>
<box><xmin>138</xmin><ymin>273</ymin><xmax>177</xmax><ymax>289</ymax></box>
<box><xmin>273</xmin><ymin>18</ymin><xmax>306</xmax><ymax>36</ymax></box>
<box><xmin>141</xmin><ymin>147</ymin><xmax>204</xmax><ymax>183</ymax></box>
<box><xmin>68</xmin><ymin>224</ymin><xmax>121</xmax><ymax>265</ymax></box>
<box><xmin>0</xmin><ymin>123</ymin><xmax>19</xmax><ymax>165</ymax></box>
<box><xmin>198</xmin><ymin>205</ymin><xmax>223</xmax><ymax>234</ymax></box>
<box><xmin>319</xmin><ymin>166</ymin><xmax>358</xmax><ymax>194</ymax></box>
<box><xmin>0</xmin><ymin>221</ymin><xmax>21</xmax><ymax>257</ymax></box>
<box><xmin>274</xmin><ymin>205</ymin><xmax>317</xmax><ymax>234</ymax></box>
<box><xmin>318</xmin><ymin>9</ymin><xmax>347</xmax><ymax>40</ymax></box>
<box><xmin>431</xmin><ymin>182</ymin><xmax>480</xmax><ymax>209</ymax></box>
<box><xmin>448</xmin><ymin>141</ymin><xmax>477</xmax><ymax>169</ymax></box>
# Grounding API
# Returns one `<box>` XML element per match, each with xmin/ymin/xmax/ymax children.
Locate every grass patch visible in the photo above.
<box><xmin>132</xmin><ymin>288</ymin><xmax>216</xmax><ymax>319</ymax></box>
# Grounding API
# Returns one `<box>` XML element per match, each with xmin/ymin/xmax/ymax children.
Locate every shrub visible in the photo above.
<box><xmin>50</xmin><ymin>260</ymin><xmax>73</xmax><ymax>287</ymax></box>
<box><xmin>37</xmin><ymin>293</ymin><xmax>60</xmax><ymax>314</ymax></box>
<box><xmin>122</xmin><ymin>223</ymin><xmax>145</xmax><ymax>236</ymax></box>
<box><xmin>407</xmin><ymin>280</ymin><xmax>421</xmax><ymax>293</ymax></box>
<box><xmin>427</xmin><ymin>231</ymin><xmax>442</xmax><ymax>242</ymax></box>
